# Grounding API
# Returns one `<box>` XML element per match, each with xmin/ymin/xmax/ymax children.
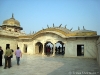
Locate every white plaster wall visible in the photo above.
<box><xmin>65</xmin><ymin>38</ymin><xmax>97</xmax><ymax>58</ymax></box>
<box><xmin>97</xmin><ymin>37</ymin><xmax>100</xmax><ymax>66</ymax></box>
<box><xmin>33</xmin><ymin>41</ymin><xmax>35</xmax><ymax>54</ymax></box>
<box><xmin>0</xmin><ymin>37</ymin><xmax>18</xmax><ymax>53</ymax></box>
<box><xmin>85</xmin><ymin>39</ymin><xmax>97</xmax><ymax>58</ymax></box>
<box><xmin>18</xmin><ymin>41</ymin><xmax>34</xmax><ymax>54</ymax></box>
<box><xmin>65</xmin><ymin>40</ymin><xmax>76</xmax><ymax>57</ymax></box>
<box><xmin>27</xmin><ymin>42</ymin><xmax>34</xmax><ymax>54</ymax></box>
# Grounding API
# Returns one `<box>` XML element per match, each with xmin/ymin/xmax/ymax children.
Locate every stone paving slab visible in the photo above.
<box><xmin>0</xmin><ymin>54</ymin><xmax>100</xmax><ymax>75</ymax></box>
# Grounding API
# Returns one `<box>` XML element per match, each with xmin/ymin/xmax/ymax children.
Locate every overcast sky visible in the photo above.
<box><xmin>0</xmin><ymin>0</ymin><xmax>100</xmax><ymax>35</ymax></box>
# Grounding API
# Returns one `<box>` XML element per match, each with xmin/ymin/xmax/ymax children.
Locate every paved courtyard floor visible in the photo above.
<box><xmin>0</xmin><ymin>54</ymin><xmax>100</xmax><ymax>75</ymax></box>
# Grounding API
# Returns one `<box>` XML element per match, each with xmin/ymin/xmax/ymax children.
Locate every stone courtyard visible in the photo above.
<box><xmin>0</xmin><ymin>54</ymin><xmax>100</xmax><ymax>75</ymax></box>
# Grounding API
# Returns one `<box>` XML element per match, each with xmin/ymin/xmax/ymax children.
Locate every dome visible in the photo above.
<box><xmin>2</xmin><ymin>14</ymin><xmax>20</xmax><ymax>27</ymax></box>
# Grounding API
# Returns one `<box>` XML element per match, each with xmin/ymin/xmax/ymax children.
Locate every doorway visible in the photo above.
<box><xmin>6</xmin><ymin>44</ymin><xmax>10</xmax><ymax>49</ymax></box>
<box><xmin>77</xmin><ymin>45</ymin><xmax>84</xmax><ymax>56</ymax></box>
<box><xmin>24</xmin><ymin>44</ymin><xmax>27</xmax><ymax>53</ymax></box>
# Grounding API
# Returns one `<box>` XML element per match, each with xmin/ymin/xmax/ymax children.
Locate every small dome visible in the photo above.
<box><xmin>2</xmin><ymin>14</ymin><xmax>20</xmax><ymax>27</ymax></box>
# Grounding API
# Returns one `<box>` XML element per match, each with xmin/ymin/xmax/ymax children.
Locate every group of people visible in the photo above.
<box><xmin>0</xmin><ymin>46</ymin><xmax>22</xmax><ymax>69</ymax></box>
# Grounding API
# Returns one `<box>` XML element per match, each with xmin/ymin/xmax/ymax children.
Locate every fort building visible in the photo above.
<box><xmin>0</xmin><ymin>14</ymin><xmax>100</xmax><ymax>66</ymax></box>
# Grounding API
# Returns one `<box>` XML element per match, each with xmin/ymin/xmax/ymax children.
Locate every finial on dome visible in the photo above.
<box><xmin>83</xmin><ymin>26</ymin><xmax>85</xmax><ymax>30</ymax></box>
<box><xmin>12</xmin><ymin>13</ymin><xmax>14</xmax><ymax>18</ymax></box>
<box><xmin>33</xmin><ymin>31</ymin><xmax>34</xmax><ymax>34</ymax></box>
<box><xmin>70</xmin><ymin>27</ymin><xmax>73</xmax><ymax>31</ymax></box>
<box><xmin>65</xmin><ymin>24</ymin><xmax>67</xmax><ymax>28</ymax></box>
<box><xmin>78</xmin><ymin>26</ymin><xmax>80</xmax><ymax>30</ymax></box>
<box><xmin>59</xmin><ymin>24</ymin><xmax>62</xmax><ymax>27</ymax></box>
<box><xmin>53</xmin><ymin>23</ymin><xmax>54</xmax><ymax>27</ymax></box>
<box><xmin>47</xmin><ymin>24</ymin><xmax>49</xmax><ymax>28</ymax></box>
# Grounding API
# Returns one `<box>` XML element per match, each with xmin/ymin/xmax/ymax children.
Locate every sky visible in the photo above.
<box><xmin>0</xmin><ymin>0</ymin><xmax>100</xmax><ymax>35</ymax></box>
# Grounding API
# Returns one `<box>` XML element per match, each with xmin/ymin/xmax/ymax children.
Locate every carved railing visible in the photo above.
<box><xmin>0</xmin><ymin>30</ymin><xmax>26</xmax><ymax>37</ymax></box>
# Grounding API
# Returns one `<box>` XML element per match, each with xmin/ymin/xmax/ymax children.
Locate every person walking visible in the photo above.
<box><xmin>15</xmin><ymin>47</ymin><xmax>22</xmax><ymax>65</ymax></box>
<box><xmin>10</xmin><ymin>49</ymin><xmax>14</xmax><ymax>67</ymax></box>
<box><xmin>0</xmin><ymin>46</ymin><xmax>3</xmax><ymax>66</ymax></box>
<box><xmin>4</xmin><ymin>47</ymin><xmax>12</xmax><ymax>69</ymax></box>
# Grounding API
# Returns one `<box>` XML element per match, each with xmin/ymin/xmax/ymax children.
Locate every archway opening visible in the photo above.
<box><xmin>45</xmin><ymin>42</ymin><xmax>53</xmax><ymax>56</ymax></box>
<box><xmin>55</xmin><ymin>41</ymin><xmax>65</xmax><ymax>55</ymax></box>
<box><xmin>35</xmin><ymin>42</ymin><xmax>43</xmax><ymax>54</ymax></box>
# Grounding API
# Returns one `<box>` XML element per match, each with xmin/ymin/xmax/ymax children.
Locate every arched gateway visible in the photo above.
<box><xmin>34</xmin><ymin>32</ymin><xmax>66</xmax><ymax>56</ymax></box>
<box><xmin>0</xmin><ymin>14</ymin><xmax>99</xmax><ymax>58</ymax></box>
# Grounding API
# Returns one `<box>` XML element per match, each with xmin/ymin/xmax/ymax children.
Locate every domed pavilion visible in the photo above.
<box><xmin>0</xmin><ymin>13</ymin><xmax>23</xmax><ymax>32</ymax></box>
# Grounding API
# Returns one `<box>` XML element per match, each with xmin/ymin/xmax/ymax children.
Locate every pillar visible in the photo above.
<box><xmin>62</xmin><ymin>43</ymin><xmax>64</xmax><ymax>52</ymax></box>
<box><xmin>52</xmin><ymin>43</ymin><xmax>55</xmax><ymax>56</ymax></box>
<box><xmin>42</xmin><ymin>43</ymin><xmax>45</xmax><ymax>56</ymax></box>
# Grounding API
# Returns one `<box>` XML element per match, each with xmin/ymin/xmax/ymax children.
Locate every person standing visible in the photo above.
<box><xmin>15</xmin><ymin>47</ymin><xmax>22</xmax><ymax>65</ymax></box>
<box><xmin>0</xmin><ymin>46</ymin><xmax>3</xmax><ymax>66</ymax></box>
<box><xmin>47</xmin><ymin>46</ymin><xmax>50</xmax><ymax>56</ymax></box>
<box><xmin>4</xmin><ymin>47</ymin><xmax>12</xmax><ymax>69</ymax></box>
<box><xmin>10</xmin><ymin>49</ymin><xmax>14</xmax><ymax>67</ymax></box>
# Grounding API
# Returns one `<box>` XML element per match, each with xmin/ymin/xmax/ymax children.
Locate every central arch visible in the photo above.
<box><xmin>44</xmin><ymin>41</ymin><xmax>53</xmax><ymax>56</ymax></box>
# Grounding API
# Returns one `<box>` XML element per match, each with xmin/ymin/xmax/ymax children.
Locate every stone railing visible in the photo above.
<box><xmin>0</xmin><ymin>30</ymin><xmax>26</xmax><ymax>37</ymax></box>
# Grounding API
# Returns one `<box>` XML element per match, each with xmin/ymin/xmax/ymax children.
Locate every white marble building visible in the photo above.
<box><xmin>0</xmin><ymin>14</ymin><xmax>100</xmax><ymax>66</ymax></box>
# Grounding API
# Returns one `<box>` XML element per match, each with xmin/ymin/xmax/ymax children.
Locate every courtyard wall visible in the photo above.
<box><xmin>65</xmin><ymin>37</ymin><xmax>97</xmax><ymax>58</ymax></box>
<box><xmin>0</xmin><ymin>36</ymin><xmax>18</xmax><ymax>53</ymax></box>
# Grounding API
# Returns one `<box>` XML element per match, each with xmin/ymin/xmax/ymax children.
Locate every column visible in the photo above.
<box><xmin>62</xmin><ymin>43</ymin><xmax>64</xmax><ymax>55</ymax></box>
<box><xmin>52</xmin><ymin>43</ymin><xmax>55</xmax><ymax>56</ymax></box>
<box><xmin>42</xmin><ymin>43</ymin><xmax>45</xmax><ymax>55</ymax></box>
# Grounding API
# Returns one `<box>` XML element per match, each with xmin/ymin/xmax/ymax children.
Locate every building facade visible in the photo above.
<box><xmin>0</xmin><ymin>14</ymin><xmax>100</xmax><ymax>65</ymax></box>
<box><xmin>97</xmin><ymin>37</ymin><xmax>100</xmax><ymax>66</ymax></box>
